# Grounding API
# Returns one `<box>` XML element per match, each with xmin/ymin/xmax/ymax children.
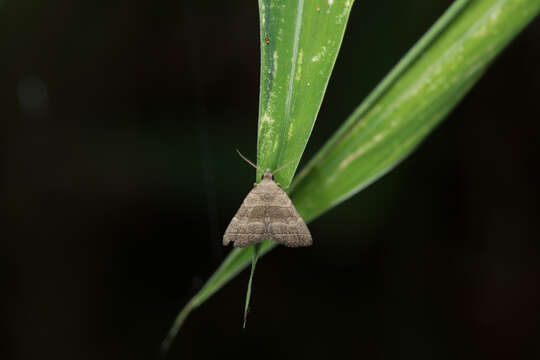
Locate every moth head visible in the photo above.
<box><xmin>263</xmin><ymin>168</ymin><xmax>273</xmax><ymax>181</ymax></box>
<box><xmin>235</xmin><ymin>149</ymin><xmax>297</xmax><ymax>183</ymax></box>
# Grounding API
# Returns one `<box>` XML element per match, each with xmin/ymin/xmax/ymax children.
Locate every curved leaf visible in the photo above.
<box><xmin>161</xmin><ymin>0</ymin><xmax>540</xmax><ymax>351</ymax></box>
<box><xmin>291</xmin><ymin>0</ymin><xmax>540</xmax><ymax>220</ymax></box>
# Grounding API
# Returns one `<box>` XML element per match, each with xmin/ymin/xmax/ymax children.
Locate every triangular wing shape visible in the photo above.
<box><xmin>223</xmin><ymin>183</ymin><xmax>266</xmax><ymax>248</ymax></box>
<box><xmin>223</xmin><ymin>179</ymin><xmax>312</xmax><ymax>248</ymax></box>
<box><xmin>265</xmin><ymin>184</ymin><xmax>312</xmax><ymax>247</ymax></box>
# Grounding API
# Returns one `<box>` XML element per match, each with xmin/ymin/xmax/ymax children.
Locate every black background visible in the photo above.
<box><xmin>2</xmin><ymin>1</ymin><xmax>540</xmax><ymax>359</ymax></box>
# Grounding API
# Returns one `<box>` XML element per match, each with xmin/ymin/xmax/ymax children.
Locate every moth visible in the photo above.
<box><xmin>223</xmin><ymin>151</ymin><xmax>312</xmax><ymax>248</ymax></box>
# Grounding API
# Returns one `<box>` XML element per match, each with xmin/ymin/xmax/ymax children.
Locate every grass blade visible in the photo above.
<box><xmin>257</xmin><ymin>0</ymin><xmax>354</xmax><ymax>187</ymax></box>
<box><xmin>243</xmin><ymin>243</ymin><xmax>261</xmax><ymax>328</ymax></box>
<box><xmin>162</xmin><ymin>0</ymin><xmax>540</xmax><ymax>350</ymax></box>
<box><xmin>241</xmin><ymin>0</ymin><xmax>354</xmax><ymax>334</ymax></box>
<box><xmin>290</xmin><ymin>0</ymin><xmax>540</xmax><ymax>220</ymax></box>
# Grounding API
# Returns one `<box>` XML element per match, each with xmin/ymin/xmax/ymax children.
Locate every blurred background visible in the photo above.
<box><xmin>2</xmin><ymin>0</ymin><xmax>540</xmax><ymax>359</ymax></box>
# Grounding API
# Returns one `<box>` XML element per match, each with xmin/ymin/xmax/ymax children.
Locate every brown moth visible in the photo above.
<box><xmin>223</xmin><ymin>151</ymin><xmax>312</xmax><ymax>248</ymax></box>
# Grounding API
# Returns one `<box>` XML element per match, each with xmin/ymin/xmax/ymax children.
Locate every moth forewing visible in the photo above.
<box><xmin>223</xmin><ymin>168</ymin><xmax>312</xmax><ymax>248</ymax></box>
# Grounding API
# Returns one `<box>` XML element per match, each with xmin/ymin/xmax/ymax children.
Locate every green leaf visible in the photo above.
<box><xmin>243</xmin><ymin>0</ymin><xmax>355</xmax><ymax>332</ymax></box>
<box><xmin>257</xmin><ymin>0</ymin><xmax>354</xmax><ymax>187</ymax></box>
<box><xmin>242</xmin><ymin>243</ymin><xmax>260</xmax><ymax>329</ymax></box>
<box><xmin>162</xmin><ymin>0</ymin><xmax>540</xmax><ymax>351</ymax></box>
<box><xmin>291</xmin><ymin>0</ymin><xmax>540</xmax><ymax>220</ymax></box>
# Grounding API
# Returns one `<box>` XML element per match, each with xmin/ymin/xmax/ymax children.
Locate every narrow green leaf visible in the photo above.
<box><xmin>243</xmin><ymin>243</ymin><xmax>260</xmax><ymax>328</ymax></box>
<box><xmin>162</xmin><ymin>0</ymin><xmax>540</xmax><ymax>350</ymax></box>
<box><xmin>242</xmin><ymin>0</ymin><xmax>354</xmax><ymax>334</ymax></box>
<box><xmin>257</xmin><ymin>0</ymin><xmax>354</xmax><ymax>187</ymax></box>
<box><xmin>290</xmin><ymin>0</ymin><xmax>540</xmax><ymax>220</ymax></box>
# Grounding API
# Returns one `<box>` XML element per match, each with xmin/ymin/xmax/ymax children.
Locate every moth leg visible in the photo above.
<box><xmin>275</xmin><ymin>183</ymin><xmax>289</xmax><ymax>189</ymax></box>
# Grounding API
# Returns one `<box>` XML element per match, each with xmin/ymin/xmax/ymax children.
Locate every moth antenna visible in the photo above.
<box><xmin>272</xmin><ymin>158</ymin><xmax>297</xmax><ymax>175</ymax></box>
<box><xmin>236</xmin><ymin>149</ymin><xmax>264</xmax><ymax>173</ymax></box>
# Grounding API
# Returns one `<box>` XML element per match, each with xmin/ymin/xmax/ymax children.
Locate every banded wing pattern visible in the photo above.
<box><xmin>223</xmin><ymin>177</ymin><xmax>312</xmax><ymax>248</ymax></box>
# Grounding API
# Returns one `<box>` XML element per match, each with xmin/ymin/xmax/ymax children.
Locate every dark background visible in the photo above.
<box><xmin>2</xmin><ymin>1</ymin><xmax>540</xmax><ymax>359</ymax></box>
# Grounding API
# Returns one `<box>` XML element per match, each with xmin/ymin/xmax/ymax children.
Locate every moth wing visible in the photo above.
<box><xmin>266</xmin><ymin>184</ymin><xmax>312</xmax><ymax>247</ymax></box>
<box><xmin>223</xmin><ymin>185</ymin><xmax>265</xmax><ymax>248</ymax></box>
